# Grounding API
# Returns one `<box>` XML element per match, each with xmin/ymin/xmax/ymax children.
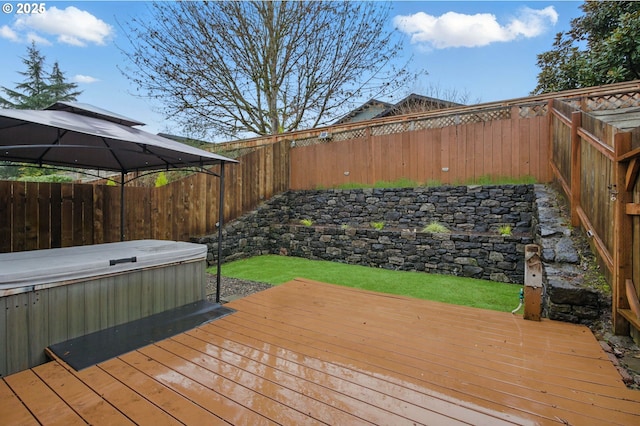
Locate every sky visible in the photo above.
<box><xmin>0</xmin><ymin>0</ymin><xmax>585</xmax><ymax>140</ymax></box>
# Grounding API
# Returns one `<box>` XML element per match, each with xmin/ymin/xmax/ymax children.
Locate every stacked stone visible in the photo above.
<box><xmin>195</xmin><ymin>185</ymin><xmax>535</xmax><ymax>283</ymax></box>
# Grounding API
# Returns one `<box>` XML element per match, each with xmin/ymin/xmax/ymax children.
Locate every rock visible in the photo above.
<box><xmin>462</xmin><ymin>265</ymin><xmax>483</xmax><ymax>277</ymax></box>
<box><xmin>548</xmin><ymin>279</ymin><xmax>599</xmax><ymax>306</ymax></box>
<box><xmin>555</xmin><ymin>237</ymin><xmax>579</xmax><ymax>263</ymax></box>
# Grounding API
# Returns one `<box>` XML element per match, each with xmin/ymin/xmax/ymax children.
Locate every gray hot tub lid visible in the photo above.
<box><xmin>0</xmin><ymin>240</ymin><xmax>207</xmax><ymax>292</ymax></box>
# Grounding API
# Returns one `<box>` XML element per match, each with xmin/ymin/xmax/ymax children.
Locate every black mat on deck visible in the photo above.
<box><xmin>48</xmin><ymin>300</ymin><xmax>235</xmax><ymax>371</ymax></box>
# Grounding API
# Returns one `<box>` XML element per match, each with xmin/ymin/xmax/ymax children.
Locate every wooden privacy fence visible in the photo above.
<box><xmin>289</xmin><ymin>103</ymin><xmax>552</xmax><ymax>189</ymax></box>
<box><xmin>549</xmin><ymin>89</ymin><xmax>640</xmax><ymax>337</ymax></box>
<box><xmin>0</xmin><ymin>140</ymin><xmax>289</xmax><ymax>254</ymax></box>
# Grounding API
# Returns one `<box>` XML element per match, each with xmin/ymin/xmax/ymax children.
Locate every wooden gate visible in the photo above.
<box><xmin>617</xmin><ymin>129</ymin><xmax>640</xmax><ymax>339</ymax></box>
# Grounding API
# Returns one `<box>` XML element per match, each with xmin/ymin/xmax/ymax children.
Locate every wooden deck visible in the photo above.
<box><xmin>2</xmin><ymin>278</ymin><xmax>640</xmax><ymax>425</ymax></box>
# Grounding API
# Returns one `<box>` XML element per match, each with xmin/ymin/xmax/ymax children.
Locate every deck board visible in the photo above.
<box><xmin>72</xmin><ymin>362</ymin><xmax>183</xmax><ymax>426</ymax></box>
<box><xmin>3</xmin><ymin>368</ymin><xmax>87</xmax><ymax>425</ymax></box>
<box><xmin>0</xmin><ymin>379</ymin><xmax>39</xmax><ymax>425</ymax></box>
<box><xmin>2</xmin><ymin>278</ymin><xmax>640</xmax><ymax>425</ymax></box>
<box><xmin>30</xmin><ymin>361</ymin><xmax>135</xmax><ymax>425</ymax></box>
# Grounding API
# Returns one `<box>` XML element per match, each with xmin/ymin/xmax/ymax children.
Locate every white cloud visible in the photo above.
<box><xmin>73</xmin><ymin>74</ymin><xmax>100</xmax><ymax>84</ymax></box>
<box><xmin>394</xmin><ymin>6</ymin><xmax>558</xmax><ymax>49</ymax></box>
<box><xmin>26</xmin><ymin>32</ymin><xmax>51</xmax><ymax>46</ymax></box>
<box><xmin>14</xmin><ymin>6</ymin><xmax>113</xmax><ymax>46</ymax></box>
<box><xmin>0</xmin><ymin>25</ymin><xmax>19</xmax><ymax>42</ymax></box>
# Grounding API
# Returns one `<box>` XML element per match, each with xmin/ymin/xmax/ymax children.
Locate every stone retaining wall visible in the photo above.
<box><xmin>195</xmin><ymin>184</ymin><xmax>608</xmax><ymax>324</ymax></box>
<box><xmin>532</xmin><ymin>185</ymin><xmax>611</xmax><ymax>324</ymax></box>
<box><xmin>197</xmin><ymin>185</ymin><xmax>534</xmax><ymax>283</ymax></box>
<box><xmin>270</xmin><ymin>185</ymin><xmax>534</xmax><ymax>234</ymax></box>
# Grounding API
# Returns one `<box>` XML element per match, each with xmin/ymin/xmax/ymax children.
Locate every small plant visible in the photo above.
<box><xmin>300</xmin><ymin>218</ymin><xmax>313</xmax><ymax>227</ymax></box>
<box><xmin>340</xmin><ymin>224</ymin><xmax>352</xmax><ymax>230</ymax></box>
<box><xmin>370</xmin><ymin>221</ymin><xmax>385</xmax><ymax>230</ymax></box>
<box><xmin>498</xmin><ymin>225</ymin><xmax>512</xmax><ymax>236</ymax></box>
<box><xmin>422</xmin><ymin>221</ymin><xmax>450</xmax><ymax>234</ymax></box>
<box><xmin>155</xmin><ymin>171</ymin><xmax>169</xmax><ymax>187</ymax></box>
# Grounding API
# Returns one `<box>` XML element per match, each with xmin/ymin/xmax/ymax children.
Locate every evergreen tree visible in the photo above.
<box><xmin>0</xmin><ymin>42</ymin><xmax>81</xmax><ymax>109</ymax></box>
<box><xmin>48</xmin><ymin>62</ymin><xmax>82</xmax><ymax>104</ymax></box>
<box><xmin>532</xmin><ymin>1</ymin><xmax>640</xmax><ymax>94</ymax></box>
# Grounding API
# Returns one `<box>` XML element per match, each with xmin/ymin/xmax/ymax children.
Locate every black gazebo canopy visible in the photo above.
<box><xmin>0</xmin><ymin>102</ymin><xmax>236</xmax><ymax>172</ymax></box>
<box><xmin>0</xmin><ymin>102</ymin><xmax>237</xmax><ymax>302</ymax></box>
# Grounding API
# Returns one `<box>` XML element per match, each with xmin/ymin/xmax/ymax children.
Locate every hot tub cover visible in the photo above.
<box><xmin>0</xmin><ymin>240</ymin><xmax>206</xmax><ymax>295</ymax></box>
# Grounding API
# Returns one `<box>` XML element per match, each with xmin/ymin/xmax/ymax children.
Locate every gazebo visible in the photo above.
<box><xmin>0</xmin><ymin>102</ymin><xmax>237</xmax><ymax>300</ymax></box>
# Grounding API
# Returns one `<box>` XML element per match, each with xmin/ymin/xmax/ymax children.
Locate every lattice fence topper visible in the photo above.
<box><xmin>588</xmin><ymin>91</ymin><xmax>640</xmax><ymax>111</ymax></box>
<box><xmin>370</xmin><ymin>107</ymin><xmax>514</xmax><ymax>136</ymax></box>
<box><xmin>519</xmin><ymin>103</ymin><xmax>549</xmax><ymax>118</ymax></box>
<box><xmin>564</xmin><ymin>90</ymin><xmax>640</xmax><ymax>112</ymax></box>
<box><xmin>214</xmin><ymin>146</ymin><xmax>259</xmax><ymax>159</ymax></box>
<box><xmin>292</xmin><ymin>128</ymin><xmax>368</xmax><ymax>148</ymax></box>
<box><xmin>290</xmin><ymin>102</ymin><xmax>551</xmax><ymax>147</ymax></box>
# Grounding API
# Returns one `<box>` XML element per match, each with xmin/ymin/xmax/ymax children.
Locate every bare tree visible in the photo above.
<box><xmin>120</xmin><ymin>1</ymin><xmax>415</xmax><ymax>139</ymax></box>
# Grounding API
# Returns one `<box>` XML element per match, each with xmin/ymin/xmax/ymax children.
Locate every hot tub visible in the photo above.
<box><xmin>0</xmin><ymin>240</ymin><xmax>207</xmax><ymax>376</ymax></box>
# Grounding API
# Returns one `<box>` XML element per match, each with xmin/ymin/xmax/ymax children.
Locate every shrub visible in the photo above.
<box><xmin>498</xmin><ymin>225</ymin><xmax>512</xmax><ymax>236</ymax></box>
<box><xmin>155</xmin><ymin>172</ymin><xmax>169</xmax><ymax>187</ymax></box>
<box><xmin>370</xmin><ymin>221</ymin><xmax>385</xmax><ymax>230</ymax></box>
<box><xmin>422</xmin><ymin>221</ymin><xmax>450</xmax><ymax>234</ymax></box>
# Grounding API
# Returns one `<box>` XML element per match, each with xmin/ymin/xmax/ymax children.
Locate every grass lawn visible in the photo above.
<box><xmin>211</xmin><ymin>255</ymin><xmax>522</xmax><ymax>312</ymax></box>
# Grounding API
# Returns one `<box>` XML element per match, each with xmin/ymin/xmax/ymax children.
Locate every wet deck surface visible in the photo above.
<box><xmin>2</xmin><ymin>278</ymin><xmax>640</xmax><ymax>425</ymax></box>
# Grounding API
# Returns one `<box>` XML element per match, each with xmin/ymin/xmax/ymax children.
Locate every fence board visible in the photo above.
<box><xmin>497</xmin><ymin>119</ymin><xmax>508</xmax><ymax>178</ymax></box>
<box><xmin>60</xmin><ymin>184</ymin><xmax>73</xmax><ymax>247</ymax></box>
<box><xmin>531</xmin><ymin>117</ymin><xmax>542</xmax><ymax>179</ymax></box>
<box><xmin>77</xmin><ymin>186</ymin><xmax>91</xmax><ymax>242</ymax></box>
<box><xmin>471</xmin><ymin>122</ymin><xmax>485</xmax><ymax>179</ymax></box>
<box><xmin>24</xmin><ymin>182</ymin><xmax>38</xmax><ymax>251</ymax></box>
<box><xmin>37</xmin><ymin>184</ymin><xmax>50</xmax><ymax>250</ymax></box>
<box><xmin>509</xmin><ymin>107</ymin><xmax>521</xmax><ymax>178</ymax></box>
<box><xmin>12</xmin><ymin>182</ymin><xmax>26</xmax><ymax>252</ymax></box>
<box><xmin>0</xmin><ymin>182</ymin><xmax>11</xmax><ymax>252</ymax></box>
<box><xmin>72</xmin><ymin>184</ymin><xmax>84</xmax><ymax>246</ymax></box>
<box><xmin>49</xmin><ymin>183</ymin><xmax>62</xmax><ymax>248</ymax></box>
<box><xmin>460</xmin><ymin>124</ymin><xmax>470</xmax><ymax>182</ymax></box>
<box><xmin>440</xmin><ymin>125</ymin><xmax>451</xmax><ymax>182</ymax></box>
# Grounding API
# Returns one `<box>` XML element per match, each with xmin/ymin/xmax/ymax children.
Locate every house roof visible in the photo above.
<box><xmin>374</xmin><ymin>93</ymin><xmax>463</xmax><ymax>119</ymax></box>
<box><xmin>334</xmin><ymin>93</ymin><xmax>463</xmax><ymax>125</ymax></box>
<box><xmin>333</xmin><ymin>99</ymin><xmax>394</xmax><ymax>125</ymax></box>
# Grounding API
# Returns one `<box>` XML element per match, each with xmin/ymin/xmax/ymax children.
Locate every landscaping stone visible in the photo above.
<box><xmin>532</xmin><ymin>184</ymin><xmax>610</xmax><ymax>325</ymax></box>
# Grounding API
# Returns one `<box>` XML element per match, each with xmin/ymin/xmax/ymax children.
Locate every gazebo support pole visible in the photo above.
<box><xmin>216</xmin><ymin>162</ymin><xmax>226</xmax><ymax>304</ymax></box>
<box><xmin>120</xmin><ymin>171</ymin><xmax>125</xmax><ymax>242</ymax></box>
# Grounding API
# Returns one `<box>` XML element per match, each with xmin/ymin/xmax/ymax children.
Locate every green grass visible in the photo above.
<box><xmin>460</xmin><ymin>175</ymin><xmax>537</xmax><ymax>186</ymax></box>
<box><xmin>325</xmin><ymin>175</ymin><xmax>536</xmax><ymax>190</ymax></box>
<box><xmin>211</xmin><ymin>255</ymin><xmax>522</xmax><ymax>312</ymax></box>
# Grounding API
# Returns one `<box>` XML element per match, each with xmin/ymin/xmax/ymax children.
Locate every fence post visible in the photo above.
<box><xmin>524</xmin><ymin>244</ymin><xmax>543</xmax><ymax>321</ymax></box>
<box><xmin>613</xmin><ymin>131</ymin><xmax>632</xmax><ymax>335</ymax></box>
